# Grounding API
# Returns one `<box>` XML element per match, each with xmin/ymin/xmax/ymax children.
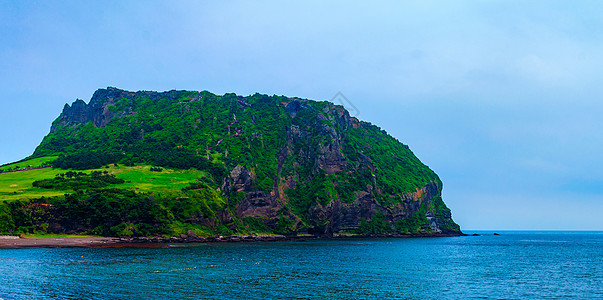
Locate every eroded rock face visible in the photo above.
<box><xmin>52</xmin><ymin>87</ymin><xmax>130</xmax><ymax>131</ymax></box>
<box><xmin>235</xmin><ymin>191</ymin><xmax>282</xmax><ymax>218</ymax></box>
<box><xmin>224</xmin><ymin>99</ymin><xmax>460</xmax><ymax>235</ymax></box>
<box><xmin>303</xmin><ymin>181</ymin><xmax>447</xmax><ymax>235</ymax></box>
<box><xmin>228</xmin><ymin>165</ymin><xmax>253</xmax><ymax>192</ymax></box>
<box><xmin>221</xmin><ymin>165</ymin><xmax>282</xmax><ymax>223</ymax></box>
<box><xmin>51</xmin><ymin>87</ymin><xmax>190</xmax><ymax>131</ymax></box>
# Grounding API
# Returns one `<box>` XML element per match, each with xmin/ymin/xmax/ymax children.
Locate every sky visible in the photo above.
<box><xmin>1</xmin><ymin>0</ymin><xmax>602</xmax><ymax>230</ymax></box>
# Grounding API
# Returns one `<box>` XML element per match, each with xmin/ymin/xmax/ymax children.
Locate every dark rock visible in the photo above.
<box><xmin>227</xmin><ymin>165</ymin><xmax>254</xmax><ymax>192</ymax></box>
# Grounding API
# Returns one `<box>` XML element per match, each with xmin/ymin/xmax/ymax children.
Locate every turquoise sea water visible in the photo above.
<box><xmin>0</xmin><ymin>231</ymin><xmax>601</xmax><ymax>299</ymax></box>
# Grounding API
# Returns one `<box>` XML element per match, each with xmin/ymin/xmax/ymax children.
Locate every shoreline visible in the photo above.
<box><xmin>0</xmin><ymin>232</ymin><xmax>465</xmax><ymax>249</ymax></box>
<box><xmin>0</xmin><ymin>236</ymin><xmax>121</xmax><ymax>248</ymax></box>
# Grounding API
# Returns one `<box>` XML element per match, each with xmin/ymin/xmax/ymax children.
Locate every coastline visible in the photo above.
<box><xmin>0</xmin><ymin>236</ymin><xmax>121</xmax><ymax>248</ymax></box>
<box><xmin>0</xmin><ymin>232</ymin><xmax>465</xmax><ymax>249</ymax></box>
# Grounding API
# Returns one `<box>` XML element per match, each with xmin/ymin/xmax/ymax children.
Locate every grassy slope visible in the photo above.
<box><xmin>0</xmin><ymin>167</ymin><xmax>66</xmax><ymax>201</ymax></box>
<box><xmin>102</xmin><ymin>165</ymin><xmax>206</xmax><ymax>193</ymax></box>
<box><xmin>0</xmin><ymin>156</ymin><xmax>204</xmax><ymax>202</ymax></box>
<box><xmin>0</xmin><ymin>156</ymin><xmax>57</xmax><ymax>170</ymax></box>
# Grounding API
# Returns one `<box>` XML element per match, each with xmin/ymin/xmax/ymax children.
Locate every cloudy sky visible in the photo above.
<box><xmin>1</xmin><ymin>0</ymin><xmax>602</xmax><ymax>230</ymax></box>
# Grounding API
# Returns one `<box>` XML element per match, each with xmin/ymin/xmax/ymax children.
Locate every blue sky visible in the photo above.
<box><xmin>1</xmin><ymin>0</ymin><xmax>602</xmax><ymax>230</ymax></box>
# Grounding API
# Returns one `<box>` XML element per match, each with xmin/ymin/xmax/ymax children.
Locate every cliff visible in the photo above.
<box><xmin>23</xmin><ymin>87</ymin><xmax>461</xmax><ymax>236</ymax></box>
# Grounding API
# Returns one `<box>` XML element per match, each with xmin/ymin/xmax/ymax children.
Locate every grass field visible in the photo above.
<box><xmin>0</xmin><ymin>156</ymin><xmax>58</xmax><ymax>170</ymax></box>
<box><xmin>0</xmin><ymin>157</ymin><xmax>206</xmax><ymax>202</ymax></box>
<box><xmin>93</xmin><ymin>164</ymin><xmax>207</xmax><ymax>193</ymax></box>
<box><xmin>0</xmin><ymin>167</ymin><xmax>67</xmax><ymax>201</ymax></box>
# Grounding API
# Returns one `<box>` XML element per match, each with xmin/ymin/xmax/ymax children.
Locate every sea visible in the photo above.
<box><xmin>0</xmin><ymin>231</ymin><xmax>601</xmax><ymax>299</ymax></box>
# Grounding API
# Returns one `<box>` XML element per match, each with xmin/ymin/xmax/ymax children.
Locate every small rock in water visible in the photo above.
<box><xmin>493</xmin><ymin>233</ymin><xmax>500</xmax><ymax>236</ymax></box>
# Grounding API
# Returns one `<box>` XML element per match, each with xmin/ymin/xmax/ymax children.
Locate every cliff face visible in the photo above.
<box><xmin>35</xmin><ymin>87</ymin><xmax>461</xmax><ymax>235</ymax></box>
<box><xmin>51</xmin><ymin>87</ymin><xmax>145</xmax><ymax>131</ymax></box>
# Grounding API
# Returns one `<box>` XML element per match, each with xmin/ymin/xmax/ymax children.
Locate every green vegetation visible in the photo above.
<box><xmin>33</xmin><ymin>171</ymin><xmax>125</xmax><ymax>190</ymax></box>
<box><xmin>105</xmin><ymin>165</ymin><xmax>207</xmax><ymax>193</ymax></box>
<box><xmin>343</xmin><ymin>124</ymin><xmax>436</xmax><ymax>198</ymax></box>
<box><xmin>0</xmin><ymin>165</ymin><xmax>66</xmax><ymax>202</ymax></box>
<box><xmin>394</xmin><ymin>210</ymin><xmax>430</xmax><ymax>234</ymax></box>
<box><xmin>354</xmin><ymin>210</ymin><xmax>430</xmax><ymax>235</ymax></box>
<box><xmin>1</xmin><ymin>188</ymin><xmax>172</xmax><ymax>237</ymax></box>
<box><xmin>356</xmin><ymin>212</ymin><xmax>393</xmax><ymax>234</ymax></box>
<box><xmin>0</xmin><ymin>156</ymin><xmax>57</xmax><ymax>173</ymax></box>
<box><xmin>0</xmin><ymin>162</ymin><xmax>207</xmax><ymax>202</ymax></box>
<box><xmin>286</xmin><ymin>171</ymin><xmax>335</xmax><ymax>221</ymax></box>
<box><xmin>0</xmin><ymin>165</ymin><xmax>285</xmax><ymax>237</ymax></box>
<box><xmin>0</xmin><ymin>88</ymin><xmax>460</xmax><ymax>237</ymax></box>
<box><xmin>0</xmin><ymin>188</ymin><xmax>293</xmax><ymax>237</ymax></box>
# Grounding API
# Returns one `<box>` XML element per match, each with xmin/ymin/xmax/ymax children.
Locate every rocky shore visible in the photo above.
<box><xmin>0</xmin><ymin>232</ymin><xmax>466</xmax><ymax>249</ymax></box>
<box><xmin>121</xmin><ymin>231</ymin><xmax>467</xmax><ymax>245</ymax></box>
<box><xmin>0</xmin><ymin>236</ymin><xmax>120</xmax><ymax>248</ymax></box>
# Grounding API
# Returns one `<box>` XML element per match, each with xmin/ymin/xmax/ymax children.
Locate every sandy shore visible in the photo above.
<box><xmin>0</xmin><ymin>236</ymin><xmax>122</xmax><ymax>248</ymax></box>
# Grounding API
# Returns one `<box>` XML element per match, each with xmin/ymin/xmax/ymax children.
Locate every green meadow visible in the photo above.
<box><xmin>0</xmin><ymin>167</ymin><xmax>66</xmax><ymax>201</ymax></box>
<box><xmin>0</xmin><ymin>156</ymin><xmax>205</xmax><ymax>202</ymax></box>
<box><xmin>96</xmin><ymin>164</ymin><xmax>207</xmax><ymax>193</ymax></box>
<box><xmin>0</xmin><ymin>156</ymin><xmax>57</xmax><ymax>170</ymax></box>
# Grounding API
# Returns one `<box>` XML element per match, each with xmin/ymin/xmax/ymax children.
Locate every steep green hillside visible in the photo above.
<box><xmin>0</xmin><ymin>87</ymin><xmax>460</xmax><ymax>237</ymax></box>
